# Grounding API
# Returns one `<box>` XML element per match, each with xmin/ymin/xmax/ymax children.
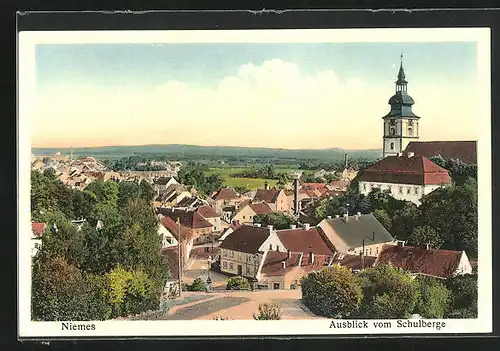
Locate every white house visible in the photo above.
<box><xmin>357</xmin><ymin>154</ymin><xmax>452</xmax><ymax>206</ymax></box>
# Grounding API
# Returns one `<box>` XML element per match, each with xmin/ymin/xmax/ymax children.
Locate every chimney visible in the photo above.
<box><xmin>357</xmin><ymin>212</ymin><xmax>361</xmax><ymax>216</ymax></box>
<box><xmin>264</xmin><ymin>181</ymin><xmax>269</xmax><ymax>190</ymax></box>
<box><xmin>327</xmin><ymin>215</ymin><xmax>332</xmax><ymax>219</ymax></box>
<box><xmin>397</xmin><ymin>152</ymin><xmax>403</xmax><ymax>157</ymax></box>
<box><xmin>309</xmin><ymin>251</ymin><xmax>314</xmax><ymax>264</ymax></box>
<box><xmin>397</xmin><ymin>240</ymin><xmax>405</xmax><ymax>247</ymax></box>
<box><xmin>281</xmin><ymin>261</ymin><xmax>286</xmax><ymax>269</ymax></box>
<box><xmin>344</xmin><ymin>153</ymin><xmax>348</xmax><ymax>169</ymax></box>
<box><xmin>293</xmin><ymin>177</ymin><xmax>300</xmax><ymax>217</ymax></box>
<box><xmin>287</xmin><ymin>249</ymin><xmax>291</xmax><ymax>260</ymax></box>
<box><xmin>290</xmin><ymin>224</ymin><xmax>297</xmax><ymax>229</ymax></box>
<box><xmin>335</xmin><ymin>215</ymin><xmax>340</xmax><ymax>218</ymax></box>
<box><xmin>304</xmin><ymin>223</ymin><xmax>310</xmax><ymax>231</ymax></box>
<box><xmin>267</xmin><ymin>225</ymin><xmax>273</xmax><ymax>231</ymax></box>
<box><xmin>425</xmin><ymin>243</ymin><xmax>430</xmax><ymax>250</ymax></box>
<box><xmin>407</xmin><ymin>152</ymin><xmax>415</xmax><ymax>158</ymax></box>
<box><xmin>254</xmin><ymin>223</ymin><xmax>262</xmax><ymax>227</ymax></box>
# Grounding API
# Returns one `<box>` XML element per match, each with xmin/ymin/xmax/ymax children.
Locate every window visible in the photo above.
<box><xmin>376</xmin><ymin>247</ymin><xmax>379</xmax><ymax>255</ymax></box>
<box><xmin>243</xmin><ymin>215</ymin><xmax>246</xmax><ymax>220</ymax></box>
<box><xmin>408</xmin><ymin>127</ymin><xmax>413</xmax><ymax>136</ymax></box>
<box><xmin>399</xmin><ymin>186</ymin><xmax>403</xmax><ymax>194</ymax></box>
<box><xmin>415</xmin><ymin>187</ymin><xmax>419</xmax><ymax>195</ymax></box>
<box><xmin>390</xmin><ymin>128</ymin><xmax>395</xmax><ymax>136</ymax></box>
<box><xmin>223</xmin><ymin>250</ymin><xmax>227</xmax><ymax>257</ymax></box>
<box><xmin>222</xmin><ymin>261</ymin><xmax>227</xmax><ymax>269</ymax></box>
<box><xmin>363</xmin><ymin>183</ymin><xmax>367</xmax><ymax>191</ymax></box>
<box><xmin>407</xmin><ymin>188</ymin><xmax>411</xmax><ymax>195</ymax></box>
<box><xmin>390</xmin><ymin>142</ymin><xmax>395</xmax><ymax>150</ymax></box>
<box><xmin>229</xmin><ymin>263</ymin><xmax>234</xmax><ymax>270</ymax></box>
<box><xmin>230</xmin><ymin>251</ymin><xmax>234</xmax><ymax>258</ymax></box>
<box><xmin>276</xmin><ymin>245</ymin><xmax>280</xmax><ymax>252</ymax></box>
<box><xmin>369</xmin><ymin>248</ymin><xmax>372</xmax><ymax>255</ymax></box>
<box><xmin>273</xmin><ymin>283</ymin><xmax>280</xmax><ymax>290</ymax></box>
<box><xmin>239</xmin><ymin>252</ymin><xmax>242</xmax><ymax>260</ymax></box>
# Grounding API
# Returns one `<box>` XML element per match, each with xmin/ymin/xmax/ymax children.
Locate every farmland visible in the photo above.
<box><xmin>204</xmin><ymin>167</ymin><xmax>292</xmax><ymax>190</ymax></box>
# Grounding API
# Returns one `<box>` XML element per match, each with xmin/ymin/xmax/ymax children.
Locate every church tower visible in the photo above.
<box><xmin>382</xmin><ymin>55</ymin><xmax>420</xmax><ymax>157</ymax></box>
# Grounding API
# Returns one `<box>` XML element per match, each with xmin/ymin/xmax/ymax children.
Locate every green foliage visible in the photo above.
<box><xmin>358</xmin><ymin>264</ymin><xmax>420</xmax><ymax>319</ymax></box>
<box><xmin>301</xmin><ymin>265</ymin><xmax>362</xmax><ymax>318</ymax></box>
<box><xmin>177</xmin><ymin>162</ymin><xmax>223</xmax><ymax>197</ymax></box>
<box><xmin>373</xmin><ymin>209</ymin><xmax>392</xmax><ymax>232</ymax></box>
<box><xmin>253</xmin><ymin>212</ymin><xmax>296</xmax><ymax>230</ymax></box>
<box><xmin>276</xmin><ymin>173</ymin><xmax>289</xmax><ymax>189</ymax></box>
<box><xmin>234</xmin><ymin>186</ymin><xmax>250</xmax><ymax>195</ymax></box>
<box><xmin>85</xmin><ymin>180</ymin><xmax>119</xmax><ymax>208</ymax></box>
<box><xmin>445</xmin><ymin>274</ymin><xmax>478</xmax><ymax>318</ymax></box>
<box><xmin>414</xmin><ymin>277</ymin><xmax>452</xmax><ymax>318</ymax></box>
<box><xmin>226</xmin><ymin>276</ymin><xmax>251</xmax><ymax>290</ymax></box>
<box><xmin>429</xmin><ymin>156</ymin><xmax>477</xmax><ymax>185</ymax></box>
<box><xmin>253</xmin><ymin>303</ymin><xmax>282</xmax><ymax>320</ymax></box>
<box><xmin>408</xmin><ymin>225</ymin><xmax>444</xmax><ymax>249</ymax></box>
<box><xmin>187</xmin><ymin>277</ymin><xmax>208</xmax><ymax>292</ymax></box>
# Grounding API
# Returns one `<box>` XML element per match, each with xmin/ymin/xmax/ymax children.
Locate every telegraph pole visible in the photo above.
<box><xmin>177</xmin><ymin>217</ymin><xmax>182</xmax><ymax>298</ymax></box>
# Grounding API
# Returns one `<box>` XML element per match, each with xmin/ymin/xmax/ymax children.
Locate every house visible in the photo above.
<box><xmin>357</xmin><ymin>154</ymin><xmax>452</xmax><ymax>206</ymax></box>
<box><xmin>196</xmin><ymin>205</ymin><xmax>226</xmax><ymax>233</ymax></box>
<box><xmin>375</xmin><ymin>243</ymin><xmax>473</xmax><ymax>279</ymax></box>
<box><xmin>301</xmin><ymin>183</ymin><xmax>326</xmax><ymax>190</ymax></box>
<box><xmin>159</xmin><ymin>214</ymin><xmax>194</xmax><ymax>263</ymax></box>
<box><xmin>176</xmin><ymin>196</ymin><xmax>208</xmax><ymax>211</ymax></box>
<box><xmin>209</xmin><ymin>188</ymin><xmax>242</xmax><ymax>214</ymax></box>
<box><xmin>253</xmin><ymin>187</ymin><xmax>289</xmax><ymax>213</ymax></box>
<box><xmin>153</xmin><ymin>176</ymin><xmax>179</xmax><ymax>192</ymax></box>
<box><xmin>153</xmin><ymin>183</ymin><xmax>192</xmax><ymax>207</ymax></box>
<box><xmin>218</xmin><ymin>224</ymin><xmax>285</xmax><ymax>279</ymax></box>
<box><xmin>276</xmin><ymin>224</ymin><xmax>335</xmax><ymax>257</ymax></box>
<box><xmin>31</xmin><ymin>222</ymin><xmax>46</xmax><ymax>257</ymax></box>
<box><xmin>156</xmin><ymin>207</ymin><xmax>214</xmax><ymax>246</ymax></box>
<box><xmin>328</xmin><ymin>179</ymin><xmax>350</xmax><ymax>192</ymax></box>
<box><xmin>404</xmin><ymin>140</ymin><xmax>477</xmax><ymax>165</ymax></box>
<box><xmin>218</xmin><ymin>221</ymin><xmax>242</xmax><ymax>243</ymax></box>
<box><xmin>341</xmin><ymin>167</ymin><xmax>358</xmax><ymax>181</ymax></box>
<box><xmin>232</xmin><ymin>202</ymin><xmax>274</xmax><ymax>225</ymax></box>
<box><xmin>317</xmin><ymin>213</ymin><xmax>395</xmax><ymax>257</ymax></box>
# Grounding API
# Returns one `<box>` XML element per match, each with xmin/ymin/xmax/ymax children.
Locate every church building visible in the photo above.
<box><xmin>382</xmin><ymin>55</ymin><xmax>420</xmax><ymax>158</ymax></box>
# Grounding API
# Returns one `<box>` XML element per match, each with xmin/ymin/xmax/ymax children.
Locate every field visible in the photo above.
<box><xmin>205</xmin><ymin>167</ymin><xmax>290</xmax><ymax>190</ymax></box>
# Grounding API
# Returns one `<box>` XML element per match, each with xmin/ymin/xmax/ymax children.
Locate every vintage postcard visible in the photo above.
<box><xmin>18</xmin><ymin>27</ymin><xmax>491</xmax><ymax>338</ymax></box>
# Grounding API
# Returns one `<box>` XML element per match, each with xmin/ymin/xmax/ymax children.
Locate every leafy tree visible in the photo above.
<box><xmin>445</xmin><ymin>274</ymin><xmax>478</xmax><ymax>318</ymax></box>
<box><xmin>138</xmin><ymin>180</ymin><xmax>155</xmax><ymax>203</ymax></box>
<box><xmin>373</xmin><ymin>209</ymin><xmax>392</xmax><ymax>232</ymax></box>
<box><xmin>414</xmin><ymin>277</ymin><xmax>452</xmax><ymax>318</ymax></box>
<box><xmin>226</xmin><ymin>276</ymin><xmax>251</xmax><ymax>290</ymax></box>
<box><xmin>253</xmin><ymin>212</ymin><xmax>296</xmax><ymax>230</ymax></box>
<box><xmin>408</xmin><ymin>225</ymin><xmax>444</xmax><ymax>249</ymax></box>
<box><xmin>177</xmin><ymin>162</ymin><xmax>223</xmax><ymax>197</ymax></box>
<box><xmin>188</xmin><ymin>277</ymin><xmax>208</xmax><ymax>292</ymax></box>
<box><xmin>253</xmin><ymin>303</ymin><xmax>281</xmax><ymax>320</ymax></box>
<box><xmin>276</xmin><ymin>173</ymin><xmax>289</xmax><ymax>189</ymax></box>
<box><xmin>85</xmin><ymin>180</ymin><xmax>119</xmax><ymax>208</ymax></box>
<box><xmin>359</xmin><ymin>264</ymin><xmax>420</xmax><ymax>319</ymax></box>
<box><xmin>390</xmin><ymin>202</ymin><xmax>421</xmax><ymax>241</ymax></box>
<box><xmin>301</xmin><ymin>265</ymin><xmax>362</xmax><ymax>318</ymax></box>
<box><xmin>325</xmin><ymin>173</ymin><xmax>339</xmax><ymax>183</ymax></box>
<box><xmin>234</xmin><ymin>186</ymin><xmax>250</xmax><ymax>195</ymax></box>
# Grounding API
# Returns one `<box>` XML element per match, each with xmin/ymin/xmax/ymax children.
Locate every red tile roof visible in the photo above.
<box><xmin>260</xmin><ymin>251</ymin><xmax>302</xmax><ymax>276</ymax></box>
<box><xmin>332</xmin><ymin>254</ymin><xmax>376</xmax><ymax>271</ymax></box>
<box><xmin>357</xmin><ymin>155</ymin><xmax>451</xmax><ymax>185</ymax></box>
<box><xmin>375</xmin><ymin>244</ymin><xmax>464</xmax><ymax>279</ymax></box>
<box><xmin>211</xmin><ymin>188</ymin><xmax>239</xmax><ymax>201</ymax></box>
<box><xmin>276</xmin><ymin>227</ymin><xmax>333</xmax><ymax>256</ymax></box>
<box><xmin>329</xmin><ymin>179</ymin><xmax>350</xmax><ymax>188</ymax></box>
<box><xmin>31</xmin><ymin>222</ymin><xmax>46</xmax><ymax>237</ymax></box>
<box><xmin>219</xmin><ymin>225</ymin><xmax>271</xmax><ymax>254</ymax></box>
<box><xmin>157</xmin><ymin>208</ymin><xmax>213</xmax><ymax>229</ymax></box>
<box><xmin>302</xmin><ymin>183</ymin><xmax>326</xmax><ymax>190</ymax></box>
<box><xmin>159</xmin><ymin>215</ymin><xmax>191</xmax><ymax>241</ymax></box>
<box><xmin>196</xmin><ymin>205</ymin><xmax>218</xmax><ymax>219</ymax></box>
<box><xmin>253</xmin><ymin>189</ymin><xmax>281</xmax><ymax>203</ymax></box>
<box><xmin>249</xmin><ymin>202</ymin><xmax>274</xmax><ymax>215</ymax></box>
<box><xmin>301</xmin><ymin>254</ymin><xmax>332</xmax><ymax>272</ymax></box>
<box><xmin>404</xmin><ymin>141</ymin><xmax>477</xmax><ymax>164</ymax></box>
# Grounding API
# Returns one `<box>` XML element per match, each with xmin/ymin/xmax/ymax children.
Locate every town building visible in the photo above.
<box><xmin>196</xmin><ymin>205</ymin><xmax>227</xmax><ymax>233</ymax></box>
<box><xmin>253</xmin><ymin>186</ymin><xmax>289</xmax><ymax>213</ymax></box>
<box><xmin>357</xmin><ymin>153</ymin><xmax>452</xmax><ymax>205</ymax></box>
<box><xmin>158</xmin><ymin>214</ymin><xmax>194</xmax><ymax>264</ymax></box>
<box><xmin>317</xmin><ymin>213</ymin><xmax>395</xmax><ymax>257</ymax></box>
<box><xmin>208</xmin><ymin>188</ymin><xmax>242</xmax><ymax>215</ymax></box>
<box><xmin>404</xmin><ymin>140</ymin><xmax>477</xmax><ymax>165</ymax></box>
<box><xmin>382</xmin><ymin>55</ymin><xmax>421</xmax><ymax>158</ymax></box>
<box><xmin>153</xmin><ymin>183</ymin><xmax>192</xmax><ymax>207</ymax></box>
<box><xmin>375</xmin><ymin>242</ymin><xmax>473</xmax><ymax>279</ymax></box>
<box><xmin>153</xmin><ymin>176</ymin><xmax>178</xmax><ymax>192</ymax></box>
<box><xmin>31</xmin><ymin>222</ymin><xmax>45</xmax><ymax>257</ymax></box>
<box><xmin>232</xmin><ymin>202</ymin><xmax>274</xmax><ymax>225</ymax></box>
<box><xmin>158</xmin><ymin>216</ymin><xmax>180</xmax><ymax>249</ymax></box>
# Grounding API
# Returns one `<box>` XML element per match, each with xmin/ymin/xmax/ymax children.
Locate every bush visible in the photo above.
<box><xmin>414</xmin><ymin>277</ymin><xmax>452</xmax><ymax>318</ymax></box>
<box><xmin>253</xmin><ymin>303</ymin><xmax>281</xmax><ymax>320</ymax></box>
<box><xmin>187</xmin><ymin>278</ymin><xmax>208</xmax><ymax>292</ymax></box>
<box><xmin>226</xmin><ymin>276</ymin><xmax>251</xmax><ymax>290</ymax></box>
<box><xmin>445</xmin><ymin>274</ymin><xmax>478</xmax><ymax>318</ymax></box>
<box><xmin>301</xmin><ymin>265</ymin><xmax>362</xmax><ymax>318</ymax></box>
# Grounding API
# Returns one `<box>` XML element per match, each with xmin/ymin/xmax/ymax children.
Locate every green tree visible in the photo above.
<box><xmin>253</xmin><ymin>303</ymin><xmax>281</xmax><ymax>320</ymax></box>
<box><xmin>390</xmin><ymin>202</ymin><xmax>421</xmax><ymax>241</ymax></box>
<box><xmin>226</xmin><ymin>276</ymin><xmax>251</xmax><ymax>290</ymax></box>
<box><xmin>85</xmin><ymin>180</ymin><xmax>119</xmax><ymax>208</ymax></box>
<box><xmin>373</xmin><ymin>209</ymin><xmax>392</xmax><ymax>232</ymax></box>
<box><xmin>413</xmin><ymin>277</ymin><xmax>452</xmax><ymax>318</ymax></box>
<box><xmin>359</xmin><ymin>264</ymin><xmax>420</xmax><ymax>319</ymax></box>
<box><xmin>253</xmin><ymin>212</ymin><xmax>296</xmax><ymax>230</ymax></box>
<box><xmin>408</xmin><ymin>225</ymin><xmax>444</xmax><ymax>249</ymax></box>
<box><xmin>276</xmin><ymin>173</ymin><xmax>289</xmax><ymax>189</ymax></box>
<box><xmin>188</xmin><ymin>277</ymin><xmax>208</xmax><ymax>292</ymax></box>
<box><xmin>445</xmin><ymin>274</ymin><xmax>478</xmax><ymax>318</ymax></box>
<box><xmin>301</xmin><ymin>265</ymin><xmax>362</xmax><ymax>318</ymax></box>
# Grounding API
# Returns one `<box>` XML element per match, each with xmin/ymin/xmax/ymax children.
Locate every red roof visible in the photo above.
<box><xmin>196</xmin><ymin>205</ymin><xmax>218</xmax><ymax>219</ymax></box>
<box><xmin>249</xmin><ymin>202</ymin><xmax>274</xmax><ymax>215</ymax></box>
<box><xmin>301</xmin><ymin>254</ymin><xmax>332</xmax><ymax>272</ymax></box>
<box><xmin>211</xmin><ymin>188</ymin><xmax>239</xmax><ymax>201</ymax></box>
<box><xmin>219</xmin><ymin>225</ymin><xmax>271</xmax><ymax>254</ymax></box>
<box><xmin>260</xmin><ymin>251</ymin><xmax>302</xmax><ymax>276</ymax></box>
<box><xmin>276</xmin><ymin>227</ymin><xmax>333</xmax><ymax>256</ymax></box>
<box><xmin>157</xmin><ymin>208</ymin><xmax>213</xmax><ymax>229</ymax></box>
<box><xmin>376</xmin><ymin>244</ymin><xmax>464</xmax><ymax>279</ymax></box>
<box><xmin>329</xmin><ymin>179</ymin><xmax>350</xmax><ymax>188</ymax></box>
<box><xmin>302</xmin><ymin>183</ymin><xmax>326</xmax><ymax>190</ymax></box>
<box><xmin>159</xmin><ymin>216</ymin><xmax>191</xmax><ymax>241</ymax></box>
<box><xmin>404</xmin><ymin>141</ymin><xmax>477</xmax><ymax>164</ymax></box>
<box><xmin>332</xmin><ymin>254</ymin><xmax>376</xmax><ymax>271</ymax></box>
<box><xmin>31</xmin><ymin>222</ymin><xmax>46</xmax><ymax>237</ymax></box>
<box><xmin>253</xmin><ymin>189</ymin><xmax>281</xmax><ymax>203</ymax></box>
<box><xmin>357</xmin><ymin>155</ymin><xmax>451</xmax><ymax>185</ymax></box>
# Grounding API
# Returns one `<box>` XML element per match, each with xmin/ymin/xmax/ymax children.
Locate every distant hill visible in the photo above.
<box><xmin>32</xmin><ymin>144</ymin><xmax>382</xmax><ymax>162</ymax></box>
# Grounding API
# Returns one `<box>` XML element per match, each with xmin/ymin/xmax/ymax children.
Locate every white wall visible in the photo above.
<box><xmin>259</xmin><ymin>230</ymin><xmax>286</xmax><ymax>252</ymax></box>
<box><xmin>359</xmin><ymin>181</ymin><xmax>446</xmax><ymax>206</ymax></box>
<box><xmin>158</xmin><ymin>224</ymin><xmax>178</xmax><ymax>248</ymax></box>
<box><xmin>453</xmin><ymin>251</ymin><xmax>473</xmax><ymax>276</ymax></box>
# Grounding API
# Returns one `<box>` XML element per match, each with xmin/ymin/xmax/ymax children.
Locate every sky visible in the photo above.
<box><xmin>32</xmin><ymin>41</ymin><xmax>480</xmax><ymax>149</ymax></box>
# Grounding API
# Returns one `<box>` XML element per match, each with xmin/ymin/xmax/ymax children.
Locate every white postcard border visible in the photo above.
<box><xmin>18</xmin><ymin>27</ymin><xmax>492</xmax><ymax>337</ymax></box>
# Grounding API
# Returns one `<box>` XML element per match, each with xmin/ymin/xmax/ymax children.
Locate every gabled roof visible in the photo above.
<box><xmin>249</xmin><ymin>202</ymin><xmax>274</xmax><ymax>215</ymax></box>
<box><xmin>159</xmin><ymin>215</ymin><xmax>191</xmax><ymax>241</ymax></box>
<box><xmin>357</xmin><ymin>155</ymin><xmax>451</xmax><ymax>185</ymax></box>
<box><xmin>219</xmin><ymin>225</ymin><xmax>271</xmax><ymax>254</ymax></box>
<box><xmin>196</xmin><ymin>205</ymin><xmax>218</xmax><ymax>219</ymax></box>
<box><xmin>211</xmin><ymin>188</ymin><xmax>239</xmax><ymax>201</ymax></box>
<box><xmin>32</xmin><ymin>222</ymin><xmax>46</xmax><ymax>238</ymax></box>
<box><xmin>154</xmin><ymin>176</ymin><xmax>176</xmax><ymax>185</ymax></box>
<box><xmin>260</xmin><ymin>251</ymin><xmax>302</xmax><ymax>276</ymax></box>
<box><xmin>404</xmin><ymin>141</ymin><xmax>477</xmax><ymax>164</ymax></box>
<box><xmin>301</xmin><ymin>183</ymin><xmax>326</xmax><ymax>190</ymax></box>
<box><xmin>318</xmin><ymin>214</ymin><xmax>394</xmax><ymax>250</ymax></box>
<box><xmin>277</xmin><ymin>227</ymin><xmax>333</xmax><ymax>255</ymax></box>
<box><xmin>301</xmin><ymin>254</ymin><xmax>332</xmax><ymax>272</ymax></box>
<box><xmin>253</xmin><ymin>189</ymin><xmax>281</xmax><ymax>203</ymax></box>
<box><xmin>375</xmin><ymin>244</ymin><xmax>464</xmax><ymax>279</ymax></box>
<box><xmin>156</xmin><ymin>208</ymin><xmax>213</xmax><ymax>229</ymax></box>
<box><xmin>176</xmin><ymin>196</ymin><xmax>202</xmax><ymax>208</ymax></box>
